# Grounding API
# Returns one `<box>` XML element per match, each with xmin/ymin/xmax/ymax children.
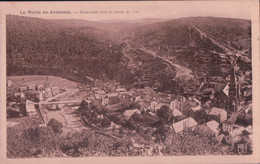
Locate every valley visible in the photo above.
<box><xmin>6</xmin><ymin>15</ymin><xmax>252</xmax><ymax>157</ymax></box>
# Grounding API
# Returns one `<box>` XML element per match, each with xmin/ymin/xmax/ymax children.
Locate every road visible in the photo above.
<box><xmin>191</xmin><ymin>25</ymin><xmax>240</xmax><ymax>56</ymax></box>
<box><xmin>139</xmin><ymin>47</ymin><xmax>194</xmax><ymax>79</ymax></box>
<box><xmin>39</xmin><ymin>100</ymin><xmax>81</xmax><ymax>105</ymax></box>
<box><xmin>124</xmin><ymin>40</ymin><xmax>194</xmax><ymax>80</ymax></box>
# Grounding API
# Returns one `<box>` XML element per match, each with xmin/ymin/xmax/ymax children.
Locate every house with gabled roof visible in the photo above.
<box><xmin>207</xmin><ymin>107</ymin><xmax>227</xmax><ymax>123</ymax></box>
<box><xmin>172</xmin><ymin>117</ymin><xmax>198</xmax><ymax>134</ymax></box>
<box><xmin>172</xmin><ymin>108</ymin><xmax>183</xmax><ymax>117</ymax></box>
<box><xmin>36</xmin><ymin>84</ymin><xmax>44</xmax><ymax>91</ymax></box>
<box><xmin>19</xmin><ymin>86</ymin><xmax>27</xmax><ymax>92</ymax></box>
<box><xmin>206</xmin><ymin>120</ymin><xmax>220</xmax><ymax>135</ymax></box>
<box><xmin>27</xmin><ymin>84</ymin><xmax>36</xmax><ymax>91</ymax></box>
<box><xmin>195</xmin><ymin>120</ymin><xmax>220</xmax><ymax>136</ymax></box>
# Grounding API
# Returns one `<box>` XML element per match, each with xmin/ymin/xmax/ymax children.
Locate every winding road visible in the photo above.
<box><xmin>138</xmin><ymin>47</ymin><xmax>194</xmax><ymax>79</ymax></box>
<box><xmin>124</xmin><ymin>40</ymin><xmax>194</xmax><ymax>80</ymax></box>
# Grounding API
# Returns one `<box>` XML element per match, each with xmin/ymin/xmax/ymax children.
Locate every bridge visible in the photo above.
<box><xmin>40</xmin><ymin>100</ymin><xmax>82</xmax><ymax>105</ymax></box>
<box><xmin>34</xmin><ymin>100</ymin><xmax>83</xmax><ymax>125</ymax></box>
<box><xmin>28</xmin><ymin>88</ymin><xmax>84</xmax><ymax>125</ymax></box>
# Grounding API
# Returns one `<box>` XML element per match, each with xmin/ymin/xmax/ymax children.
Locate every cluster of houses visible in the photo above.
<box><xmin>166</xmin><ymin>101</ymin><xmax>252</xmax><ymax>154</ymax></box>
<box><xmin>82</xmin><ymin>80</ymin><xmax>130</xmax><ymax>103</ymax></box>
<box><xmin>84</xmin><ymin>81</ymin><xmax>252</xmax><ymax>154</ymax></box>
<box><xmin>7</xmin><ymin>79</ymin><xmax>65</xmax><ymax>116</ymax></box>
<box><xmin>8</xmin><ymin>76</ymin><xmax>253</xmax><ymax>154</ymax></box>
<box><xmin>17</xmin><ymin>84</ymin><xmax>60</xmax><ymax>102</ymax></box>
<box><xmin>164</xmin><ymin>98</ymin><xmax>252</xmax><ymax>154</ymax></box>
<box><xmin>87</xmin><ymin>85</ymin><xmax>134</xmax><ymax>110</ymax></box>
<box><xmin>6</xmin><ymin>78</ymin><xmax>62</xmax><ymax>103</ymax></box>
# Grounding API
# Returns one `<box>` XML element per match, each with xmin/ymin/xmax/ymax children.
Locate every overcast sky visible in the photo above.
<box><xmin>4</xmin><ymin>1</ymin><xmax>253</xmax><ymax>21</ymax></box>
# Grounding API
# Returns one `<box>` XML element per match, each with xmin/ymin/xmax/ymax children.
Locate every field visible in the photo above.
<box><xmin>7</xmin><ymin>75</ymin><xmax>78</xmax><ymax>91</ymax></box>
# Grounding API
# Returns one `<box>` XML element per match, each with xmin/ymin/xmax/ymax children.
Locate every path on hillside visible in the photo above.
<box><xmin>124</xmin><ymin>40</ymin><xmax>194</xmax><ymax>80</ymax></box>
<box><xmin>138</xmin><ymin>47</ymin><xmax>194</xmax><ymax>79</ymax></box>
<box><xmin>192</xmin><ymin>25</ymin><xmax>251</xmax><ymax>64</ymax></box>
<box><xmin>191</xmin><ymin>25</ymin><xmax>235</xmax><ymax>54</ymax></box>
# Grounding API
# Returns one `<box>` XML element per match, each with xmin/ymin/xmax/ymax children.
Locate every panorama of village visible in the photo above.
<box><xmin>5</xmin><ymin>14</ymin><xmax>253</xmax><ymax>158</ymax></box>
<box><xmin>6</xmin><ymin>70</ymin><xmax>252</xmax><ymax>157</ymax></box>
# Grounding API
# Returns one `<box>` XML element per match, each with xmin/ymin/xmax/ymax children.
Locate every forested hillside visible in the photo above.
<box><xmin>129</xmin><ymin>17</ymin><xmax>251</xmax><ymax>78</ymax></box>
<box><xmin>7</xmin><ymin>15</ymin><xmax>251</xmax><ymax>93</ymax></box>
<box><xmin>6</xmin><ymin>15</ymin><xmax>134</xmax><ymax>84</ymax></box>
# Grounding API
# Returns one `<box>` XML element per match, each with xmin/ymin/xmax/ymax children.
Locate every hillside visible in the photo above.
<box><xmin>6</xmin><ymin>15</ymin><xmax>134</xmax><ymax>84</ymax></box>
<box><xmin>128</xmin><ymin>17</ymin><xmax>251</xmax><ymax>77</ymax></box>
<box><xmin>121</xmin><ymin>17</ymin><xmax>251</xmax><ymax>93</ymax></box>
<box><xmin>6</xmin><ymin>15</ymin><xmax>251</xmax><ymax>93</ymax></box>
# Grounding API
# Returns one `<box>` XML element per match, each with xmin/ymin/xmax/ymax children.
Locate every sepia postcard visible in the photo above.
<box><xmin>0</xmin><ymin>1</ymin><xmax>259</xmax><ymax>164</ymax></box>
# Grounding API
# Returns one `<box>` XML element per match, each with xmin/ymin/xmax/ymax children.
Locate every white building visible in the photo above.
<box><xmin>206</xmin><ymin>120</ymin><xmax>220</xmax><ymax>136</ymax></box>
<box><xmin>26</xmin><ymin>100</ymin><xmax>36</xmax><ymax>114</ymax></box>
<box><xmin>172</xmin><ymin>117</ymin><xmax>198</xmax><ymax>133</ymax></box>
<box><xmin>208</xmin><ymin>107</ymin><xmax>227</xmax><ymax>123</ymax></box>
<box><xmin>7</xmin><ymin>80</ymin><xmax>13</xmax><ymax>87</ymax></box>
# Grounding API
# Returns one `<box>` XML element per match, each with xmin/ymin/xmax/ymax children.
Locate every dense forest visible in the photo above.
<box><xmin>6</xmin><ymin>15</ymin><xmax>134</xmax><ymax>84</ymax></box>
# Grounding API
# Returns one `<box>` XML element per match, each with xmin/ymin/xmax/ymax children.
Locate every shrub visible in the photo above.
<box><xmin>101</xmin><ymin>117</ymin><xmax>111</xmax><ymax>128</ymax></box>
<box><xmin>7</xmin><ymin>109</ymin><xmax>20</xmax><ymax>118</ymax></box>
<box><xmin>156</xmin><ymin>105</ymin><xmax>172</xmax><ymax>121</ymax></box>
<box><xmin>7</xmin><ymin>124</ymin><xmax>62</xmax><ymax>158</ymax></box>
<box><xmin>22</xmin><ymin>126</ymin><xmax>40</xmax><ymax>142</ymax></box>
<box><xmin>59</xmin><ymin>132</ymin><xmax>90</xmax><ymax>157</ymax></box>
<box><xmin>47</xmin><ymin>118</ymin><xmax>63</xmax><ymax>133</ymax></box>
<box><xmin>131</xmin><ymin>112</ymin><xmax>143</xmax><ymax>122</ymax></box>
<box><xmin>80</xmin><ymin>100</ymin><xmax>89</xmax><ymax>111</ymax></box>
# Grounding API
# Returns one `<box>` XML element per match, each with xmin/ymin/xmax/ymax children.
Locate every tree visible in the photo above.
<box><xmin>156</xmin><ymin>105</ymin><xmax>172</xmax><ymax>121</ymax></box>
